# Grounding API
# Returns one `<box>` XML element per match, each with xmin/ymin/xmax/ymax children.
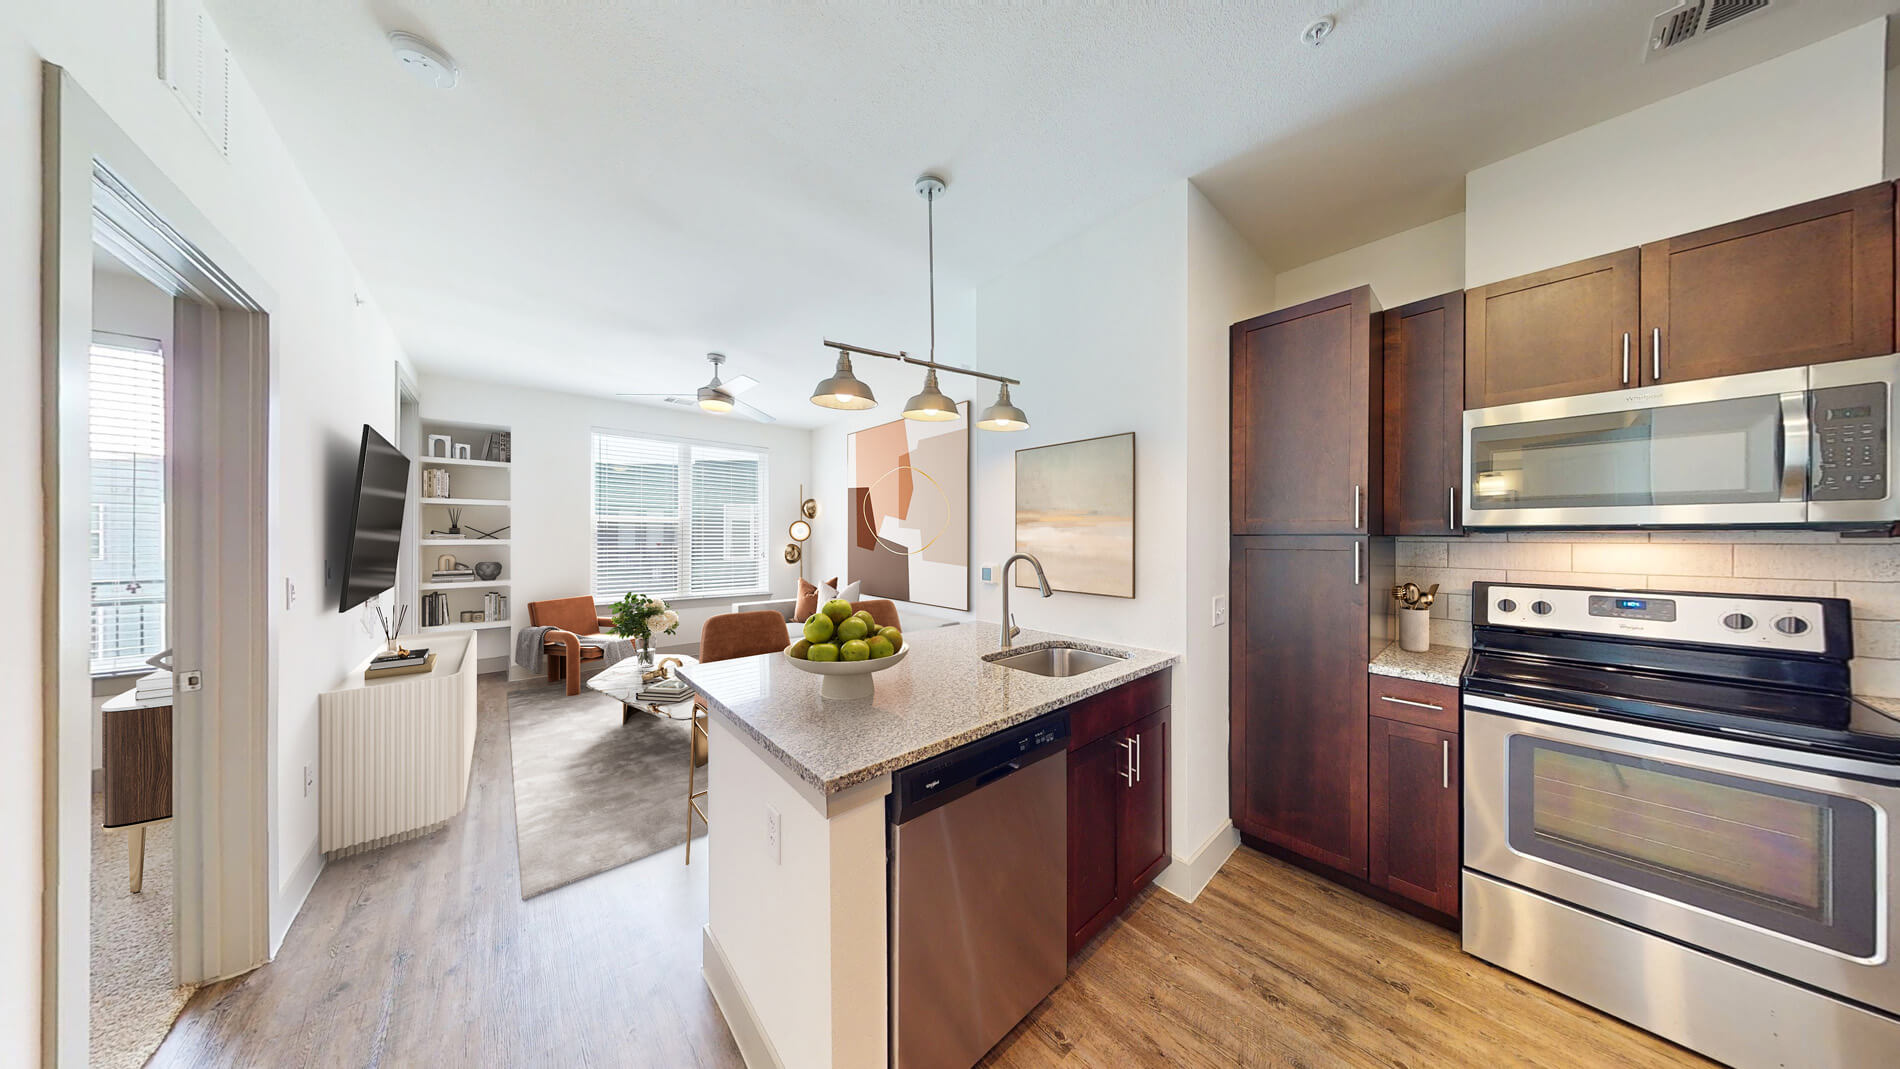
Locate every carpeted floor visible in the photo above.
<box><xmin>90</xmin><ymin>793</ymin><xmax>194</xmax><ymax>1069</ymax></box>
<box><xmin>506</xmin><ymin>677</ymin><xmax>708</xmax><ymax>898</ymax></box>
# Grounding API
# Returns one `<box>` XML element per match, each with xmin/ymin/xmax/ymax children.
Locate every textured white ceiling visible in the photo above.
<box><xmin>206</xmin><ymin>1</ymin><xmax>1900</xmax><ymax>427</ymax></box>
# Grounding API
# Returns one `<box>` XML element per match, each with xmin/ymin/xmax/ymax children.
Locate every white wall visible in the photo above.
<box><xmin>417</xmin><ymin>374</ymin><xmax>812</xmax><ymax>661</ymax></box>
<box><xmin>1466</xmin><ymin>20</ymin><xmax>1887</xmax><ymax>287</ymax></box>
<box><xmin>2</xmin><ymin>2</ymin><xmax>421</xmax><ymax>1035</ymax></box>
<box><xmin>807</xmin><ymin>181</ymin><xmax>1272</xmax><ymax>884</ymax></box>
<box><xmin>1274</xmin><ymin>213</ymin><xmax>1464</xmax><ymax>311</ymax></box>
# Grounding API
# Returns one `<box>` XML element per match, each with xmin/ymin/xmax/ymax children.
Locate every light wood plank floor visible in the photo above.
<box><xmin>153</xmin><ymin>675</ymin><xmax>1712</xmax><ymax>1067</ymax></box>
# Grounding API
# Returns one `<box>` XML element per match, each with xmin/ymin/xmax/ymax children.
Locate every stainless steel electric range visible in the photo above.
<box><xmin>1460</xmin><ymin>581</ymin><xmax>1900</xmax><ymax>1069</ymax></box>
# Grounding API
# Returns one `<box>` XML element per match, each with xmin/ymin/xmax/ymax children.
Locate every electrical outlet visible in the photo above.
<box><xmin>1212</xmin><ymin>594</ymin><xmax>1228</xmax><ymax>628</ymax></box>
<box><xmin>303</xmin><ymin>764</ymin><xmax>314</xmax><ymax>797</ymax></box>
<box><xmin>765</xmin><ymin>804</ymin><xmax>781</xmax><ymax>864</ymax></box>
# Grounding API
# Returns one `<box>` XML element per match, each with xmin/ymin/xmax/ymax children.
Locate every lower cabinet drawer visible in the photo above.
<box><xmin>1368</xmin><ymin>674</ymin><xmax>1458</xmax><ymax>732</ymax></box>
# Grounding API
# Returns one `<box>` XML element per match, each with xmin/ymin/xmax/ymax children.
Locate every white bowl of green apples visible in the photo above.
<box><xmin>784</xmin><ymin>600</ymin><xmax>908</xmax><ymax>700</ymax></box>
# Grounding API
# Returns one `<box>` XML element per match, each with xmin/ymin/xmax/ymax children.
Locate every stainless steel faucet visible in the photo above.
<box><xmin>999</xmin><ymin>552</ymin><xmax>1052</xmax><ymax>648</ymax></box>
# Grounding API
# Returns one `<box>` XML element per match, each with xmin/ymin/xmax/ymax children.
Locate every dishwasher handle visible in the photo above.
<box><xmin>975</xmin><ymin>761</ymin><xmax>1023</xmax><ymax>789</ymax></box>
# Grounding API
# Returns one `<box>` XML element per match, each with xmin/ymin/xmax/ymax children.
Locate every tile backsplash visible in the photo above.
<box><xmin>1387</xmin><ymin>531</ymin><xmax>1900</xmax><ymax>698</ymax></box>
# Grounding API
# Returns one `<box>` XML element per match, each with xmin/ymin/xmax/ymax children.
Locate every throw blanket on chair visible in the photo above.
<box><xmin>514</xmin><ymin>627</ymin><xmax>636</xmax><ymax>676</ymax></box>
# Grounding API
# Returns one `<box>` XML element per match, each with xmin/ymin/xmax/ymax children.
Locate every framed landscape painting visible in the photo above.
<box><xmin>845</xmin><ymin>402</ymin><xmax>970</xmax><ymax>610</ymax></box>
<box><xmin>1014</xmin><ymin>432</ymin><xmax>1134</xmax><ymax>598</ymax></box>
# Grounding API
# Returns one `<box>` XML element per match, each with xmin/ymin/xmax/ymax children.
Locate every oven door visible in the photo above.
<box><xmin>1463</xmin><ymin>365</ymin><xmax>1810</xmax><ymax>528</ymax></box>
<box><xmin>1465</xmin><ymin>697</ymin><xmax>1899</xmax><ymax>1016</ymax></box>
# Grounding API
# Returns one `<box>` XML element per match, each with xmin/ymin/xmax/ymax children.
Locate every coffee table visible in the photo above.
<box><xmin>588</xmin><ymin>654</ymin><xmax>701</xmax><ymax>724</ymax></box>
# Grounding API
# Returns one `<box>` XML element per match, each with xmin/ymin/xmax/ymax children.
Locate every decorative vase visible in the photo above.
<box><xmin>635</xmin><ymin>635</ymin><xmax>656</xmax><ymax>667</ymax></box>
<box><xmin>1399</xmin><ymin>607</ymin><xmax>1431</xmax><ymax>652</ymax></box>
<box><xmin>473</xmin><ymin>561</ymin><xmax>502</xmax><ymax>581</ymax></box>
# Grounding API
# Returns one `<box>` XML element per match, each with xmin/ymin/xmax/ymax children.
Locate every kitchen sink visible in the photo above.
<box><xmin>987</xmin><ymin>644</ymin><xmax>1126</xmax><ymax>677</ymax></box>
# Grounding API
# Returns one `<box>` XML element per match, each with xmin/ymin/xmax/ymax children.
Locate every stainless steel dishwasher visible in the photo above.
<box><xmin>889</xmin><ymin>710</ymin><xmax>1069</xmax><ymax>1069</ymax></box>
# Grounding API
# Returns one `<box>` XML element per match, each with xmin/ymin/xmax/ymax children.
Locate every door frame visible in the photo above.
<box><xmin>42</xmin><ymin>65</ymin><xmax>278</xmax><ymax>1066</ymax></box>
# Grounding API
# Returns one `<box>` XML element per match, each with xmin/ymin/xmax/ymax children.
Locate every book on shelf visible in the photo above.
<box><xmin>371</xmin><ymin>648</ymin><xmax>430</xmax><ymax>668</ymax></box>
<box><xmin>483</xmin><ymin>431</ymin><xmax>511</xmax><ymax>463</ymax></box>
<box><xmin>430</xmin><ymin>573</ymin><xmax>475</xmax><ymax>583</ymax></box>
<box><xmin>365</xmin><ymin>653</ymin><xmax>436</xmax><ymax>680</ymax></box>
<box><xmin>483</xmin><ymin>591</ymin><xmax>508</xmax><ymax>622</ymax></box>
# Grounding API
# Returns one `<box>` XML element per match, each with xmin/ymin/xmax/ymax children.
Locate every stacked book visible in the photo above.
<box><xmin>483</xmin><ymin>591</ymin><xmax>509</xmax><ymax>622</ymax></box>
<box><xmin>421</xmin><ymin>590</ymin><xmax>451</xmax><ymax>627</ymax></box>
<box><xmin>431</xmin><ymin>568</ymin><xmax>476</xmax><ymax>583</ymax></box>
<box><xmin>422</xmin><ymin>468</ymin><xmax>451</xmax><ymax>498</ymax></box>
<box><xmin>637</xmin><ymin>675</ymin><xmax>694</xmax><ymax>704</ymax></box>
<box><xmin>135</xmin><ymin>670</ymin><xmax>174</xmax><ymax>702</ymax></box>
<box><xmin>366</xmin><ymin>648</ymin><xmax>435</xmax><ymax>680</ymax></box>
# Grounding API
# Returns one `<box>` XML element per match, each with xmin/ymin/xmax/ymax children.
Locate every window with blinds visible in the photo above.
<box><xmin>89</xmin><ymin>336</ymin><xmax>167</xmax><ymax>676</ymax></box>
<box><xmin>591</xmin><ymin>431</ymin><xmax>768</xmax><ymax>601</ymax></box>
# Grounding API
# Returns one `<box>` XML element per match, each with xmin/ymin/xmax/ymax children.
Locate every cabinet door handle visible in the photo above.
<box><xmin>1652</xmin><ymin>327</ymin><xmax>1661</xmax><ymax>382</ymax></box>
<box><xmin>1352</xmin><ymin>540</ymin><xmax>1361</xmax><ymax>586</ymax></box>
<box><xmin>1117</xmin><ymin>737</ymin><xmax>1134</xmax><ymax>785</ymax></box>
<box><xmin>1447</xmin><ymin>486</ymin><xmax>1456</xmax><ymax>531</ymax></box>
<box><xmin>1378</xmin><ymin>694</ymin><xmax>1443</xmax><ymax>712</ymax></box>
<box><xmin>1133</xmin><ymin>733</ymin><xmax>1141</xmax><ymax>784</ymax></box>
<box><xmin>1352</xmin><ymin>484</ymin><xmax>1361</xmax><ymax>530</ymax></box>
<box><xmin>1442</xmin><ymin>740</ymin><xmax>1451</xmax><ymax>790</ymax></box>
<box><xmin>1621</xmin><ymin>332</ymin><xmax>1630</xmax><ymax>385</ymax></box>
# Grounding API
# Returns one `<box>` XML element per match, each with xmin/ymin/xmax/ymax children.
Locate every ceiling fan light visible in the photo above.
<box><xmin>976</xmin><ymin>383</ymin><xmax>1028</xmax><ymax>431</ymax></box>
<box><xmin>698</xmin><ymin>384</ymin><xmax>735</xmax><ymax>413</ymax></box>
<box><xmin>811</xmin><ymin>352</ymin><xmax>877</xmax><ymax>410</ymax></box>
<box><xmin>902</xmin><ymin>368</ymin><xmax>959</xmax><ymax>422</ymax></box>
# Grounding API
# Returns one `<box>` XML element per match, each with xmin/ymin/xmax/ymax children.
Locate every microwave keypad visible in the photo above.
<box><xmin>1812</xmin><ymin>383</ymin><xmax>1887</xmax><ymax>501</ymax></box>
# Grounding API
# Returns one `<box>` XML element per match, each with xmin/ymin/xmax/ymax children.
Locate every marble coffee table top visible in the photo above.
<box><xmin>588</xmin><ymin>654</ymin><xmax>701</xmax><ymax>718</ymax></box>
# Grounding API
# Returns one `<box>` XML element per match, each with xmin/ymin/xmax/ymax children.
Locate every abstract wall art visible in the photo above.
<box><xmin>845</xmin><ymin>402</ymin><xmax>970</xmax><ymax>610</ymax></box>
<box><xmin>1015</xmin><ymin>432</ymin><xmax>1135</xmax><ymax>598</ymax></box>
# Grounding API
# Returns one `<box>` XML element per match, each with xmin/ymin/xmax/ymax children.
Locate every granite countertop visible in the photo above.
<box><xmin>678</xmin><ymin>622</ymin><xmax>1177</xmax><ymax>796</ymax></box>
<box><xmin>1368</xmin><ymin>643</ymin><xmax>1469</xmax><ymax>688</ymax></box>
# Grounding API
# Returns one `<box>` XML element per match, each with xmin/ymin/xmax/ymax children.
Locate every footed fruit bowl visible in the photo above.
<box><xmin>783</xmin><ymin>644</ymin><xmax>909</xmax><ymax>700</ymax></box>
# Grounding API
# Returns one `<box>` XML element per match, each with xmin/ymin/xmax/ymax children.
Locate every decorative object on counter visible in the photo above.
<box><xmin>427</xmin><ymin>433</ymin><xmax>451</xmax><ymax>457</ymax></box>
<box><xmin>813</xmin><ymin>176</ymin><xmax>1031</xmax><ymax>431</ymax></box>
<box><xmin>372</xmin><ymin>603</ymin><xmax>409</xmax><ymax>653</ymax></box>
<box><xmin>1015</xmin><ymin>433</ymin><xmax>1135</xmax><ymax>598</ymax></box>
<box><xmin>845</xmin><ymin>401</ymin><xmax>969</xmax><ymax>610</ymax></box>
<box><xmin>785</xmin><ymin>599</ymin><xmax>907</xmax><ymax>699</ymax></box>
<box><xmin>472</xmin><ymin>561</ymin><xmax>502</xmax><ymax>581</ymax></box>
<box><xmin>1392</xmin><ymin>582</ymin><xmax>1439</xmax><ymax>653</ymax></box>
<box><xmin>609</xmin><ymin>591</ymin><xmax>680</xmax><ymax>667</ymax></box>
<box><xmin>784</xmin><ymin>642</ymin><xmax>910</xmax><ymax>700</ymax></box>
<box><xmin>453</xmin><ymin>443</ymin><xmax>471</xmax><ymax>460</ymax></box>
<box><xmin>483</xmin><ymin>431</ymin><xmax>511</xmax><ymax>462</ymax></box>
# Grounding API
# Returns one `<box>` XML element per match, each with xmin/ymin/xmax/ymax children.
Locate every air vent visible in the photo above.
<box><xmin>1645</xmin><ymin>0</ymin><xmax>1773</xmax><ymax>60</ymax></box>
<box><xmin>156</xmin><ymin>0</ymin><xmax>233</xmax><ymax>156</ymax></box>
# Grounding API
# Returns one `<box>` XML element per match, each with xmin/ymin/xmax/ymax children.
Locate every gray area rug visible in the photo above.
<box><xmin>91</xmin><ymin>793</ymin><xmax>195</xmax><ymax>1069</ymax></box>
<box><xmin>506</xmin><ymin>677</ymin><xmax>706</xmax><ymax>898</ymax></box>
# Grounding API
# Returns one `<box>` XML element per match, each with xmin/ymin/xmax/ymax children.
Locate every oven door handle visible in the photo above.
<box><xmin>1778</xmin><ymin>389</ymin><xmax>1810</xmax><ymax>503</ymax></box>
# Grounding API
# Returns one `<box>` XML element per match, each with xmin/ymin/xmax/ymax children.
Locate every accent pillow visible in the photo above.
<box><xmin>819</xmin><ymin>578</ymin><xmax>861</xmax><ymax>605</ymax></box>
<box><xmin>794</xmin><ymin>577</ymin><xmax>839</xmax><ymax>621</ymax></box>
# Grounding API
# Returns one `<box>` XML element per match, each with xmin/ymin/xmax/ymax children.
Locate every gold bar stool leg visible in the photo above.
<box><xmin>128</xmin><ymin>824</ymin><xmax>146</xmax><ymax>894</ymax></box>
<box><xmin>686</xmin><ymin>703</ymin><xmax>710</xmax><ymax>864</ymax></box>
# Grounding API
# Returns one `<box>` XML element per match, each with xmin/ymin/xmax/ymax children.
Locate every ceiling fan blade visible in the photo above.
<box><xmin>733</xmin><ymin>399</ymin><xmax>777</xmax><ymax>423</ymax></box>
<box><xmin>724</xmin><ymin>374</ymin><xmax>760</xmax><ymax>395</ymax></box>
<box><xmin>616</xmin><ymin>391</ymin><xmax>692</xmax><ymax>398</ymax></box>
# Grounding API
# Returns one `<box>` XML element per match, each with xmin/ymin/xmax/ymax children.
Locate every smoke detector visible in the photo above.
<box><xmin>1645</xmin><ymin>1</ymin><xmax>1773</xmax><ymax>61</ymax></box>
<box><xmin>389</xmin><ymin>31</ymin><xmax>458</xmax><ymax>88</ymax></box>
<box><xmin>1302</xmin><ymin>16</ymin><xmax>1336</xmax><ymax>48</ymax></box>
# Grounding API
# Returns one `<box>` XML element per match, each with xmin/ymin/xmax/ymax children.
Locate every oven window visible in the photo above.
<box><xmin>1507</xmin><ymin>737</ymin><xmax>1878</xmax><ymax>957</ymax></box>
<box><xmin>1470</xmin><ymin>394</ymin><xmax>1783</xmax><ymax>512</ymax></box>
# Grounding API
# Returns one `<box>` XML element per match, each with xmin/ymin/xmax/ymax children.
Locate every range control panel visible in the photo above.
<box><xmin>1812</xmin><ymin>382</ymin><xmax>1888</xmax><ymax>501</ymax></box>
<box><xmin>1480</xmin><ymin>584</ymin><xmax>1829</xmax><ymax>654</ymax></box>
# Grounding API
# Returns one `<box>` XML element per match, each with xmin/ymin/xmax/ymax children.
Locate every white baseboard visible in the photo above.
<box><xmin>271</xmin><ymin>840</ymin><xmax>325</xmax><ymax>955</ymax></box>
<box><xmin>1153</xmin><ymin>820</ymin><xmax>1239</xmax><ymax>904</ymax></box>
<box><xmin>703</xmin><ymin>925</ymin><xmax>785</xmax><ymax>1069</ymax></box>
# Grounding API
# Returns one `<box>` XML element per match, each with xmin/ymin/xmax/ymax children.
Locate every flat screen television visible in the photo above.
<box><xmin>339</xmin><ymin>424</ymin><xmax>411</xmax><ymax>612</ymax></box>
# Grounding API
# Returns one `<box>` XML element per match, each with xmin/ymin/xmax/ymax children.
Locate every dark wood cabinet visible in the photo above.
<box><xmin>1368</xmin><ymin>716</ymin><xmax>1460</xmax><ymax>917</ymax></box>
<box><xmin>1465</xmin><ymin>248</ymin><xmax>1640</xmax><ymax>408</ymax></box>
<box><xmin>1229</xmin><ymin>536</ymin><xmax>1370</xmax><ymax>878</ymax></box>
<box><xmin>1231</xmin><ymin>287</ymin><xmax>1381</xmax><ymax>535</ymax></box>
<box><xmin>1643</xmin><ymin>183</ymin><xmax>1895</xmax><ymax>384</ymax></box>
<box><xmin>1382</xmin><ymin>291</ymin><xmax>1465</xmax><ymax>535</ymax></box>
<box><xmin>1066</xmin><ymin>673</ymin><xmax>1171</xmax><ymax>955</ymax></box>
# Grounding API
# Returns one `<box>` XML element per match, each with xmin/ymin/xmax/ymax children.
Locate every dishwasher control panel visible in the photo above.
<box><xmin>888</xmin><ymin>710</ymin><xmax>1070</xmax><ymax>825</ymax></box>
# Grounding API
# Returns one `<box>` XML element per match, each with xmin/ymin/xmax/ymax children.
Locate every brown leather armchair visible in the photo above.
<box><xmin>529</xmin><ymin>596</ymin><xmax>616</xmax><ymax>696</ymax></box>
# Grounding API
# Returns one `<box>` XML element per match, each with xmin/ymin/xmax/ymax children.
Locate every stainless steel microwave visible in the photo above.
<box><xmin>1462</xmin><ymin>353</ymin><xmax>1898</xmax><ymax>530</ymax></box>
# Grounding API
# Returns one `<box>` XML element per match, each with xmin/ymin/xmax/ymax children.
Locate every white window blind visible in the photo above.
<box><xmin>592</xmin><ymin>431</ymin><xmax>767</xmax><ymax>601</ymax></box>
<box><xmin>89</xmin><ymin>337</ymin><xmax>167</xmax><ymax>675</ymax></box>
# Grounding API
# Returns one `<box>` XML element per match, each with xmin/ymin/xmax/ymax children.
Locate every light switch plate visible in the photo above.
<box><xmin>1212</xmin><ymin>595</ymin><xmax>1228</xmax><ymax>628</ymax></box>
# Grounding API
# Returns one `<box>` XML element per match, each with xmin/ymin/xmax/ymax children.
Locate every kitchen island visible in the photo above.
<box><xmin>678</xmin><ymin>621</ymin><xmax>1175</xmax><ymax>1069</ymax></box>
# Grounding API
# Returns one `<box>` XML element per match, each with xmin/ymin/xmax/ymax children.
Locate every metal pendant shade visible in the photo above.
<box><xmin>901</xmin><ymin>368</ymin><xmax>959</xmax><ymax>421</ymax></box>
<box><xmin>810</xmin><ymin>352</ymin><xmax>877</xmax><ymax>410</ymax></box>
<box><xmin>697</xmin><ymin>384</ymin><xmax>735</xmax><ymax>412</ymax></box>
<box><xmin>976</xmin><ymin>383</ymin><xmax>1029</xmax><ymax>431</ymax></box>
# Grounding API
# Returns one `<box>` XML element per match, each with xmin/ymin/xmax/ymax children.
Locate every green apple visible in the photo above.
<box><xmin>787</xmin><ymin>639</ymin><xmax>812</xmax><ymax>660</ymax></box>
<box><xmin>836</xmin><ymin>616</ymin><xmax>870</xmax><ymax>642</ymax></box>
<box><xmin>866</xmin><ymin>635</ymin><xmax>894</xmax><ymax>659</ymax></box>
<box><xmin>852</xmin><ymin>609</ymin><xmax>877</xmax><ymax>627</ymax></box>
<box><xmin>807</xmin><ymin>642</ymin><xmax>841</xmax><ymax>662</ymax></box>
<box><xmin>822</xmin><ymin>598</ymin><xmax>853</xmax><ymax>623</ymax></box>
<box><xmin>802</xmin><ymin>613</ymin><xmax>835</xmax><ymax>643</ymax></box>
<box><xmin>877</xmin><ymin>626</ymin><xmax>903</xmax><ymax>653</ymax></box>
<box><xmin>839</xmin><ymin>638</ymin><xmax>870</xmax><ymax>662</ymax></box>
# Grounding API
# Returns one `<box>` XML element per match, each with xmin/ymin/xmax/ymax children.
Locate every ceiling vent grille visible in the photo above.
<box><xmin>1646</xmin><ymin>0</ymin><xmax>1773</xmax><ymax>60</ymax></box>
<box><xmin>156</xmin><ymin>0</ymin><xmax>233</xmax><ymax>157</ymax></box>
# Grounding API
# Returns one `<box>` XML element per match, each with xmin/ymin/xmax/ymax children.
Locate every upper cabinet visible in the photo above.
<box><xmin>1466</xmin><ymin>183</ymin><xmax>1898</xmax><ymax>410</ymax></box>
<box><xmin>1465</xmin><ymin>249</ymin><xmax>1640</xmax><ymax>409</ymax></box>
<box><xmin>1232</xmin><ymin>287</ymin><xmax>1381</xmax><ymax>535</ymax></box>
<box><xmin>1382</xmin><ymin>292</ymin><xmax>1465</xmax><ymax>536</ymax></box>
<box><xmin>1643</xmin><ymin>183</ymin><xmax>1895</xmax><ymax>384</ymax></box>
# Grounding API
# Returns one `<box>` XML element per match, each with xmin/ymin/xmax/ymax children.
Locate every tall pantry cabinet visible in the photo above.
<box><xmin>1229</xmin><ymin>287</ymin><xmax>1384</xmax><ymax>878</ymax></box>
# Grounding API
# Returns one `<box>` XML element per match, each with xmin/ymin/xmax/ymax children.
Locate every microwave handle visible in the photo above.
<box><xmin>1778</xmin><ymin>390</ymin><xmax>1810</xmax><ymax>503</ymax></box>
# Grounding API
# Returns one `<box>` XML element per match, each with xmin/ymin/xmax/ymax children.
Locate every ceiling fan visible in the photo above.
<box><xmin>618</xmin><ymin>352</ymin><xmax>775</xmax><ymax>423</ymax></box>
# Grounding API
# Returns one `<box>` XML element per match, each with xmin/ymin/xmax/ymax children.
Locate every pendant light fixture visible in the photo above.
<box><xmin>812</xmin><ymin>175</ymin><xmax>1028</xmax><ymax>430</ymax></box>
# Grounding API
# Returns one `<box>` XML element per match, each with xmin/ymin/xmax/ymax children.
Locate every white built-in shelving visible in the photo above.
<box><xmin>414</xmin><ymin>419</ymin><xmax>513</xmax><ymax>663</ymax></box>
